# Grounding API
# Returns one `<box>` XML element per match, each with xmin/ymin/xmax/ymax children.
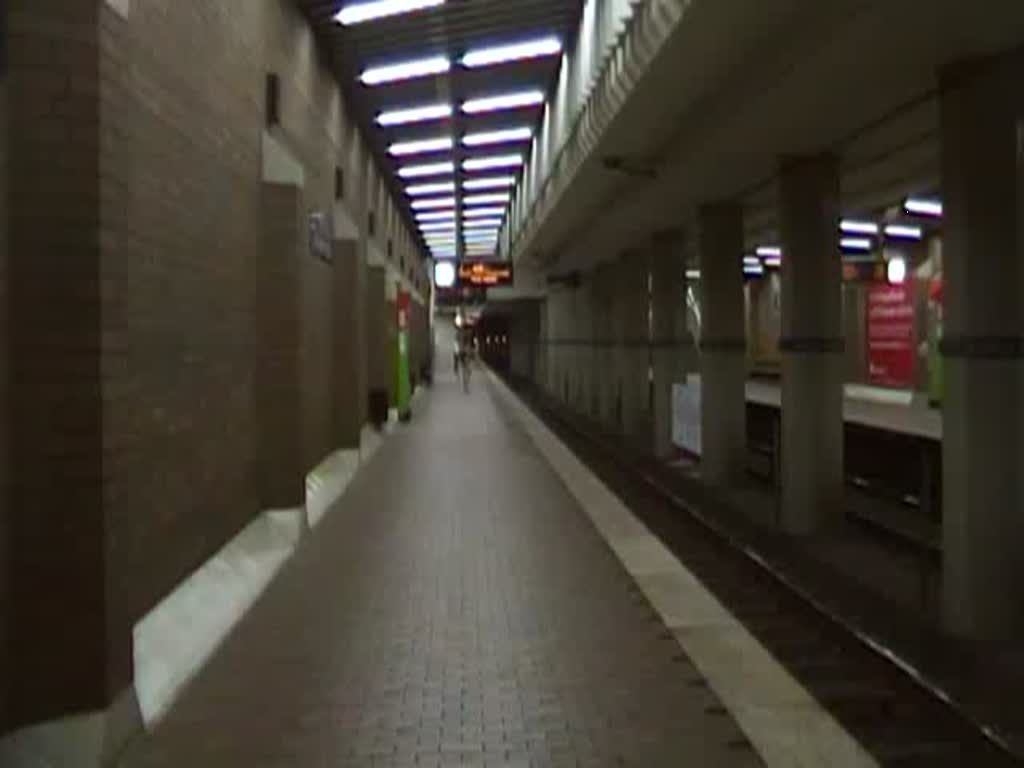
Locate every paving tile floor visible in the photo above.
<box><xmin>120</xmin><ymin>370</ymin><xmax>762</xmax><ymax>767</ymax></box>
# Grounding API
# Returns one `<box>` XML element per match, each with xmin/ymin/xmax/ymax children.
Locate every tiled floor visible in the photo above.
<box><xmin>120</xmin><ymin>368</ymin><xmax>761</xmax><ymax>767</ymax></box>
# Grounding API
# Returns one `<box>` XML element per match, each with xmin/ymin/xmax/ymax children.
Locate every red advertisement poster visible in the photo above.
<box><xmin>867</xmin><ymin>283</ymin><xmax>916</xmax><ymax>388</ymax></box>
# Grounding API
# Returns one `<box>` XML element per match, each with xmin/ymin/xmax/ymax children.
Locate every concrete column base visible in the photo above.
<box><xmin>942</xmin><ymin>359</ymin><xmax>1024</xmax><ymax>639</ymax></box>
<box><xmin>619</xmin><ymin>347</ymin><xmax>651</xmax><ymax>449</ymax></box>
<box><xmin>701</xmin><ymin>347</ymin><xmax>747</xmax><ymax>486</ymax></box>
<box><xmin>780</xmin><ymin>349</ymin><xmax>844</xmax><ymax>534</ymax></box>
<box><xmin>0</xmin><ymin>688</ymin><xmax>141</xmax><ymax>768</ymax></box>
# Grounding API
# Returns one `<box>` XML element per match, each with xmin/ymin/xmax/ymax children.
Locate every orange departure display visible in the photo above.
<box><xmin>458</xmin><ymin>261</ymin><xmax>514</xmax><ymax>287</ymax></box>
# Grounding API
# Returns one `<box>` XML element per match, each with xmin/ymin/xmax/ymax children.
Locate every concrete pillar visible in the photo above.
<box><xmin>651</xmin><ymin>234</ymin><xmax>695</xmax><ymax>459</ymax></box>
<box><xmin>537</xmin><ymin>300</ymin><xmax>549</xmax><ymax>391</ymax></box>
<box><xmin>566</xmin><ymin>285</ymin><xmax>583</xmax><ymax>410</ymax></box>
<box><xmin>509</xmin><ymin>302</ymin><xmax>538</xmax><ymax>380</ymax></box>
<box><xmin>613</xmin><ymin>252</ymin><xmax>651</xmax><ymax>448</ymax></box>
<box><xmin>698</xmin><ymin>205</ymin><xmax>748</xmax><ymax>485</ymax></box>
<box><xmin>0</xmin><ymin>4</ymin><xmax>10</xmax><ymax>734</ymax></box>
<box><xmin>332</xmin><ymin>238</ymin><xmax>367</xmax><ymax>449</ymax></box>
<box><xmin>939</xmin><ymin>54</ymin><xmax>1024</xmax><ymax>640</ymax></box>
<box><xmin>548</xmin><ymin>288</ymin><xmax>569</xmax><ymax>401</ymax></box>
<box><xmin>543</xmin><ymin>291</ymin><xmax>556</xmax><ymax>395</ymax></box>
<box><xmin>254</xmin><ymin>184</ymin><xmax>306</xmax><ymax>509</ymax></box>
<box><xmin>778</xmin><ymin>155</ymin><xmax>843</xmax><ymax>534</ymax></box>
<box><xmin>386</xmin><ymin>280</ymin><xmax>399</xmax><ymax>413</ymax></box>
<box><xmin>1</xmin><ymin>1</ymin><xmax>141</xmax><ymax>753</ymax></box>
<box><xmin>577</xmin><ymin>277</ymin><xmax>596</xmax><ymax>420</ymax></box>
<box><xmin>591</xmin><ymin>264</ymin><xmax>615</xmax><ymax>426</ymax></box>
<box><xmin>561</xmin><ymin>288</ymin><xmax>577</xmax><ymax>405</ymax></box>
<box><xmin>365</xmin><ymin>266</ymin><xmax>390</xmax><ymax>423</ymax></box>
<box><xmin>558</xmin><ymin>289</ymin><xmax>572</xmax><ymax>403</ymax></box>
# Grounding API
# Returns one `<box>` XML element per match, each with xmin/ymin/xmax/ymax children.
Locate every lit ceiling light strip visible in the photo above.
<box><xmin>462</xmin><ymin>91</ymin><xmax>544</xmax><ymax>115</ymax></box>
<box><xmin>840</xmin><ymin>219</ymin><xmax>879</xmax><ymax>235</ymax></box>
<box><xmin>464</xmin><ymin>193</ymin><xmax>511</xmax><ymax>206</ymax></box>
<box><xmin>840</xmin><ymin>237</ymin><xmax>873</xmax><ymax>252</ymax></box>
<box><xmin>463</xmin><ymin>154</ymin><xmax>523</xmax><ymax>171</ymax></box>
<box><xmin>418</xmin><ymin>222</ymin><xmax>456</xmax><ymax>232</ymax></box>
<box><xmin>742</xmin><ymin>256</ymin><xmax>761</xmax><ymax>266</ymax></box>
<box><xmin>416</xmin><ymin>210</ymin><xmax>456</xmax><ymax>222</ymax></box>
<box><xmin>336</xmin><ymin>0</ymin><xmax>445</xmax><ymax>26</ymax></box>
<box><xmin>756</xmin><ymin>246</ymin><xmax>782</xmax><ymax>258</ymax></box>
<box><xmin>377</xmin><ymin>103</ymin><xmax>452</xmax><ymax>127</ymax></box>
<box><xmin>462</xmin><ymin>176</ymin><xmax>516</xmax><ymax>191</ymax></box>
<box><xmin>462</xmin><ymin>219</ymin><xmax>503</xmax><ymax>229</ymax></box>
<box><xmin>904</xmin><ymin>197</ymin><xmax>943</xmax><ymax>217</ymax></box>
<box><xmin>885</xmin><ymin>224</ymin><xmax>923</xmax><ymax>240</ymax></box>
<box><xmin>464</xmin><ymin>207</ymin><xmax>506</xmax><ymax>218</ymax></box>
<box><xmin>461</xmin><ymin>37</ymin><xmax>562</xmax><ymax>68</ymax></box>
<box><xmin>398</xmin><ymin>161</ymin><xmax>455</xmax><ymax>179</ymax></box>
<box><xmin>389</xmin><ymin>137</ymin><xmax>453</xmax><ymax>156</ymax></box>
<box><xmin>410</xmin><ymin>196</ymin><xmax>456</xmax><ymax>210</ymax></box>
<box><xmin>361</xmin><ymin>55</ymin><xmax>450</xmax><ymax>85</ymax></box>
<box><xmin>406</xmin><ymin>181</ymin><xmax>456</xmax><ymax>196</ymax></box>
<box><xmin>462</xmin><ymin>127</ymin><xmax>533</xmax><ymax>147</ymax></box>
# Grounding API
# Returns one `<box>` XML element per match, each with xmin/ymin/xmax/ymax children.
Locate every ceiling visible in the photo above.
<box><xmin>508</xmin><ymin>0</ymin><xmax>1024</xmax><ymax>278</ymax></box>
<box><xmin>295</xmin><ymin>0</ymin><xmax>584</xmax><ymax>262</ymax></box>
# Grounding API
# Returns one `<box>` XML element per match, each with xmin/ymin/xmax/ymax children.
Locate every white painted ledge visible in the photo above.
<box><xmin>133</xmin><ymin>426</ymin><xmax>392</xmax><ymax>729</ymax></box>
<box><xmin>306</xmin><ymin>449</ymin><xmax>360</xmax><ymax>529</ymax></box>
<box><xmin>132</xmin><ymin>507</ymin><xmax>305</xmax><ymax>726</ymax></box>
<box><xmin>2</xmin><ymin>405</ymin><xmax>413</xmax><ymax>766</ymax></box>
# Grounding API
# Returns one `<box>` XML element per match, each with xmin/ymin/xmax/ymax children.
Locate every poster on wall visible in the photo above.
<box><xmin>867</xmin><ymin>283</ymin><xmax>916</xmax><ymax>388</ymax></box>
<box><xmin>672</xmin><ymin>375</ymin><xmax>702</xmax><ymax>457</ymax></box>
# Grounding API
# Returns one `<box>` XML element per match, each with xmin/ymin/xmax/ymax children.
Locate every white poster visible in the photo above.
<box><xmin>672</xmin><ymin>374</ymin><xmax>702</xmax><ymax>456</ymax></box>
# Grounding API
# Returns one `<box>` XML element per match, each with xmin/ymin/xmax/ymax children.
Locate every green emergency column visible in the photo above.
<box><xmin>396</xmin><ymin>290</ymin><xmax>412</xmax><ymax>421</ymax></box>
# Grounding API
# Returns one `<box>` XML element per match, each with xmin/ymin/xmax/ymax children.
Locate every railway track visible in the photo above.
<box><xmin>501</xmin><ymin>375</ymin><xmax>1022</xmax><ymax>767</ymax></box>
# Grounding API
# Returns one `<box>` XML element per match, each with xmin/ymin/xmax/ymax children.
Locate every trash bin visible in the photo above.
<box><xmin>368</xmin><ymin>388</ymin><xmax>389</xmax><ymax>428</ymax></box>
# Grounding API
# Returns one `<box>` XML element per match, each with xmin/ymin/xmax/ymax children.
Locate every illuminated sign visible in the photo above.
<box><xmin>434</xmin><ymin>261</ymin><xmax>456</xmax><ymax>288</ymax></box>
<box><xmin>458</xmin><ymin>261</ymin><xmax>513</xmax><ymax>287</ymax></box>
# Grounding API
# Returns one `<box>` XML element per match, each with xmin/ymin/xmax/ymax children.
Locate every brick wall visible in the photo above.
<box><xmin>333</xmin><ymin>239</ymin><xmax>367</xmax><ymax>448</ymax></box>
<box><xmin>3</xmin><ymin>0</ymin><xmax>424</xmax><ymax>729</ymax></box>
<box><xmin>299</xmin><ymin>222</ymin><xmax>336</xmax><ymax>473</ymax></box>
<box><xmin>7</xmin><ymin>0</ymin><xmax>107</xmax><ymax>725</ymax></box>
<box><xmin>98</xmin><ymin>0</ymin><xmax>265</xmax><ymax>697</ymax></box>
<box><xmin>0</xmin><ymin>2</ymin><xmax>9</xmax><ymax>733</ymax></box>
<box><xmin>254</xmin><ymin>184</ymin><xmax>305</xmax><ymax>510</ymax></box>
